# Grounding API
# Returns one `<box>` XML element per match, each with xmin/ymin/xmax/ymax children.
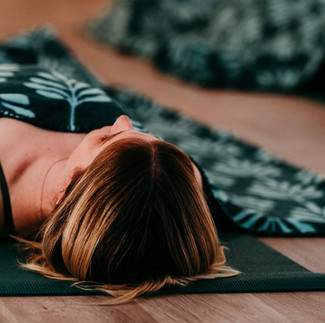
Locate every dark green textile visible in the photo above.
<box><xmin>0</xmin><ymin>27</ymin><xmax>324</xmax><ymax>296</ymax></box>
<box><xmin>88</xmin><ymin>0</ymin><xmax>325</xmax><ymax>96</ymax></box>
<box><xmin>162</xmin><ymin>233</ymin><xmax>325</xmax><ymax>295</ymax></box>
<box><xmin>1</xmin><ymin>27</ymin><xmax>325</xmax><ymax>235</ymax></box>
<box><xmin>1</xmin><ymin>234</ymin><xmax>324</xmax><ymax>296</ymax></box>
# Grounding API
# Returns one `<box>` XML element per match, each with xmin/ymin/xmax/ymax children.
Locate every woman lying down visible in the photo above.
<box><xmin>0</xmin><ymin>65</ymin><xmax>238</xmax><ymax>303</ymax></box>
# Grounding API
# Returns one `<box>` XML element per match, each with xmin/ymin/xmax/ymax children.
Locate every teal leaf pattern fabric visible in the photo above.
<box><xmin>0</xmin><ymin>27</ymin><xmax>324</xmax><ymax>236</ymax></box>
<box><xmin>0</xmin><ymin>64</ymin><xmax>34</xmax><ymax>118</ymax></box>
<box><xmin>0</xmin><ymin>66</ymin><xmax>125</xmax><ymax>132</ymax></box>
<box><xmin>88</xmin><ymin>0</ymin><xmax>325</xmax><ymax>96</ymax></box>
<box><xmin>24</xmin><ymin>70</ymin><xmax>112</xmax><ymax>131</ymax></box>
<box><xmin>0</xmin><ymin>64</ymin><xmax>20</xmax><ymax>82</ymax></box>
<box><xmin>106</xmin><ymin>86</ymin><xmax>325</xmax><ymax>236</ymax></box>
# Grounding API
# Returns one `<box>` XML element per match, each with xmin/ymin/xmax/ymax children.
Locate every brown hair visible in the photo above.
<box><xmin>21</xmin><ymin>138</ymin><xmax>239</xmax><ymax>303</ymax></box>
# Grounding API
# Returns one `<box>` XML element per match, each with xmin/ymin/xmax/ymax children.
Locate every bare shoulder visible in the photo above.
<box><xmin>0</xmin><ymin>118</ymin><xmax>85</xmax><ymax>186</ymax></box>
<box><xmin>0</xmin><ymin>118</ymin><xmax>86</xmax><ymax>234</ymax></box>
<box><xmin>0</xmin><ymin>118</ymin><xmax>86</xmax><ymax>154</ymax></box>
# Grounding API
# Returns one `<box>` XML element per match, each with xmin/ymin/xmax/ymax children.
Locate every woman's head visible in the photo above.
<box><xmin>23</xmin><ymin>116</ymin><xmax>238</xmax><ymax>303</ymax></box>
<box><xmin>62</xmin><ymin>115</ymin><xmax>203</xmax><ymax>188</ymax></box>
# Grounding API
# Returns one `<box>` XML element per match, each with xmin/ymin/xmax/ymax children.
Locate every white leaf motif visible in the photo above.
<box><xmin>73</xmin><ymin>82</ymin><xmax>90</xmax><ymax>91</ymax></box>
<box><xmin>230</xmin><ymin>194</ymin><xmax>275</xmax><ymax>213</ymax></box>
<box><xmin>29</xmin><ymin>77</ymin><xmax>66</xmax><ymax>90</ymax></box>
<box><xmin>211</xmin><ymin>188</ymin><xmax>229</xmax><ymax>203</ymax></box>
<box><xmin>78</xmin><ymin>95</ymin><xmax>112</xmax><ymax>104</ymax></box>
<box><xmin>0</xmin><ymin>71</ymin><xmax>14</xmax><ymax>77</ymax></box>
<box><xmin>295</xmin><ymin>170</ymin><xmax>324</xmax><ymax>185</ymax></box>
<box><xmin>77</xmin><ymin>88</ymin><xmax>107</xmax><ymax>97</ymax></box>
<box><xmin>37</xmin><ymin>72</ymin><xmax>59</xmax><ymax>81</ymax></box>
<box><xmin>51</xmin><ymin>71</ymin><xmax>69</xmax><ymax>82</ymax></box>
<box><xmin>1</xmin><ymin>102</ymin><xmax>35</xmax><ymax>118</ymax></box>
<box><xmin>289</xmin><ymin>203</ymin><xmax>325</xmax><ymax>223</ymax></box>
<box><xmin>286</xmin><ymin>220</ymin><xmax>316</xmax><ymax>233</ymax></box>
<box><xmin>0</xmin><ymin>94</ymin><xmax>30</xmax><ymax>105</ymax></box>
<box><xmin>24</xmin><ymin>70</ymin><xmax>114</xmax><ymax>131</ymax></box>
<box><xmin>0</xmin><ymin>93</ymin><xmax>33</xmax><ymax>118</ymax></box>
<box><xmin>0</xmin><ymin>64</ymin><xmax>19</xmax><ymax>71</ymax></box>
<box><xmin>24</xmin><ymin>82</ymin><xmax>68</xmax><ymax>98</ymax></box>
<box><xmin>36</xmin><ymin>90</ymin><xmax>66</xmax><ymax>100</ymax></box>
<box><xmin>212</xmin><ymin>159</ymin><xmax>281</xmax><ymax>178</ymax></box>
<box><xmin>249</xmin><ymin>179</ymin><xmax>323</xmax><ymax>201</ymax></box>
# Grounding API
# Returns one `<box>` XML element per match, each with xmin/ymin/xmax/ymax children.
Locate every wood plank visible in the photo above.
<box><xmin>1</xmin><ymin>292</ymin><xmax>324</xmax><ymax>323</ymax></box>
<box><xmin>0</xmin><ymin>1</ymin><xmax>324</xmax><ymax>322</ymax></box>
<box><xmin>260</xmin><ymin>237</ymin><xmax>325</xmax><ymax>273</ymax></box>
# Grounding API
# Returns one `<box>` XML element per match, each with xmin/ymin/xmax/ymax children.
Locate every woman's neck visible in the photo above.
<box><xmin>40</xmin><ymin>158</ymin><xmax>69</xmax><ymax>219</ymax></box>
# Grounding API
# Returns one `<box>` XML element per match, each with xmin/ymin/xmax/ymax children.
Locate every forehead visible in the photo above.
<box><xmin>109</xmin><ymin>130</ymin><xmax>157</xmax><ymax>143</ymax></box>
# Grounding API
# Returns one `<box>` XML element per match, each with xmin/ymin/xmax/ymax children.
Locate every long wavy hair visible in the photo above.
<box><xmin>20</xmin><ymin>137</ymin><xmax>239</xmax><ymax>303</ymax></box>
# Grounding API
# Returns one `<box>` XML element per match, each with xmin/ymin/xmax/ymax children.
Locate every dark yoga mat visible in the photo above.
<box><xmin>1</xmin><ymin>234</ymin><xmax>324</xmax><ymax>296</ymax></box>
<box><xmin>0</xmin><ymin>27</ymin><xmax>324</xmax><ymax>296</ymax></box>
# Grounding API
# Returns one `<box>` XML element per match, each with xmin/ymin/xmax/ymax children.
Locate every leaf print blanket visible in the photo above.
<box><xmin>88</xmin><ymin>0</ymin><xmax>325</xmax><ymax>96</ymax></box>
<box><xmin>0</xmin><ymin>27</ymin><xmax>324</xmax><ymax>236</ymax></box>
<box><xmin>0</xmin><ymin>65</ymin><xmax>125</xmax><ymax>132</ymax></box>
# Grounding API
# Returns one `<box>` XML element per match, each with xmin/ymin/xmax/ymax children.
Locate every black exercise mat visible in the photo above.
<box><xmin>1</xmin><ymin>234</ymin><xmax>324</xmax><ymax>296</ymax></box>
<box><xmin>0</xmin><ymin>27</ymin><xmax>324</xmax><ymax>296</ymax></box>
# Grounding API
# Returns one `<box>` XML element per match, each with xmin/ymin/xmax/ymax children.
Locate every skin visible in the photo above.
<box><xmin>0</xmin><ymin>115</ymin><xmax>202</xmax><ymax>235</ymax></box>
<box><xmin>63</xmin><ymin>115</ymin><xmax>157</xmax><ymax>178</ymax></box>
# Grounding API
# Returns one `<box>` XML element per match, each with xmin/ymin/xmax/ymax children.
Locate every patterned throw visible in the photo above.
<box><xmin>89</xmin><ymin>0</ymin><xmax>325</xmax><ymax>92</ymax></box>
<box><xmin>107</xmin><ymin>88</ymin><xmax>325</xmax><ymax>236</ymax></box>
<box><xmin>0</xmin><ymin>28</ymin><xmax>324</xmax><ymax>236</ymax></box>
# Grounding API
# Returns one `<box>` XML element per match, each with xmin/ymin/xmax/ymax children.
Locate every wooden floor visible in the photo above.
<box><xmin>0</xmin><ymin>1</ymin><xmax>325</xmax><ymax>322</ymax></box>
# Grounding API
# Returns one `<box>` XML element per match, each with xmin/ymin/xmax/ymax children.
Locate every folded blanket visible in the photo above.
<box><xmin>89</xmin><ymin>0</ymin><xmax>325</xmax><ymax>93</ymax></box>
<box><xmin>1</xmin><ymin>27</ymin><xmax>324</xmax><ymax>236</ymax></box>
